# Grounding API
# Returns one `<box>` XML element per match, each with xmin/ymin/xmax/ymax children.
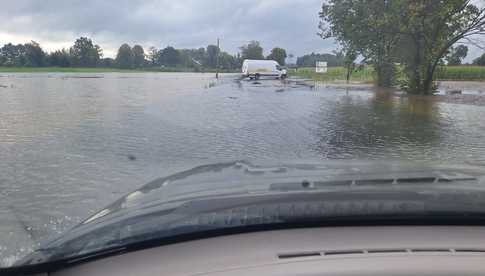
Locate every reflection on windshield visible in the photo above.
<box><xmin>1</xmin><ymin>0</ymin><xmax>485</xmax><ymax>271</ymax></box>
<box><xmin>3</xmin><ymin>75</ymin><xmax>485</xmax><ymax>268</ymax></box>
<box><xmin>13</xmin><ymin>160</ymin><xmax>485</xmax><ymax>269</ymax></box>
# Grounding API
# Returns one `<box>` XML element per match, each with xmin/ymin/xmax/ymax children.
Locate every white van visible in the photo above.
<box><xmin>242</xmin><ymin>59</ymin><xmax>287</xmax><ymax>80</ymax></box>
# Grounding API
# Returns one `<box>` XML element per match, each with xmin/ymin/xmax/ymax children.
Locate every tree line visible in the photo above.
<box><xmin>320</xmin><ymin>0</ymin><xmax>485</xmax><ymax>95</ymax></box>
<box><xmin>0</xmin><ymin>37</ymin><xmax>290</xmax><ymax>71</ymax></box>
<box><xmin>296</xmin><ymin>52</ymin><xmax>345</xmax><ymax>67</ymax></box>
<box><xmin>0</xmin><ymin>38</ymin><xmax>103</xmax><ymax>68</ymax></box>
<box><xmin>295</xmin><ymin>47</ymin><xmax>485</xmax><ymax>68</ymax></box>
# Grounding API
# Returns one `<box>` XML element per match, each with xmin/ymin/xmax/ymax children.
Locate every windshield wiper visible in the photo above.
<box><xmin>8</xmin><ymin>187</ymin><xmax>485</xmax><ymax>275</ymax></box>
<box><xmin>7</xmin><ymin>210</ymin><xmax>485</xmax><ymax>276</ymax></box>
<box><xmin>270</xmin><ymin>175</ymin><xmax>477</xmax><ymax>191</ymax></box>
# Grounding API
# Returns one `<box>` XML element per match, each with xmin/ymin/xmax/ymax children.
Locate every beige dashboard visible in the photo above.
<box><xmin>51</xmin><ymin>226</ymin><xmax>485</xmax><ymax>276</ymax></box>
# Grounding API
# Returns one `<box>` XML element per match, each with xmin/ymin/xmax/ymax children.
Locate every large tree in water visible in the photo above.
<box><xmin>395</xmin><ymin>0</ymin><xmax>485</xmax><ymax>95</ymax></box>
<box><xmin>320</xmin><ymin>0</ymin><xmax>485</xmax><ymax>95</ymax></box>
<box><xmin>320</xmin><ymin>0</ymin><xmax>401</xmax><ymax>87</ymax></box>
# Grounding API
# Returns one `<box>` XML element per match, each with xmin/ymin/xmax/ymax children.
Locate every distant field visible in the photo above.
<box><xmin>0</xmin><ymin>67</ymin><xmax>142</xmax><ymax>73</ymax></box>
<box><xmin>290</xmin><ymin>67</ymin><xmax>374</xmax><ymax>83</ymax></box>
<box><xmin>291</xmin><ymin>66</ymin><xmax>485</xmax><ymax>82</ymax></box>
<box><xmin>0</xmin><ymin>67</ymin><xmax>239</xmax><ymax>73</ymax></box>
<box><xmin>436</xmin><ymin>66</ymin><xmax>485</xmax><ymax>81</ymax></box>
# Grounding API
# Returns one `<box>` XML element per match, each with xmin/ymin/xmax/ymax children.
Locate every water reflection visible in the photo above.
<box><xmin>1</xmin><ymin>74</ymin><xmax>485</xmax><ymax>267</ymax></box>
<box><xmin>313</xmin><ymin>87</ymin><xmax>445</xmax><ymax>159</ymax></box>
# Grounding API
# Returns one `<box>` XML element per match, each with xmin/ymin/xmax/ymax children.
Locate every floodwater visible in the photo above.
<box><xmin>1</xmin><ymin>72</ymin><xmax>485</xmax><ymax>267</ymax></box>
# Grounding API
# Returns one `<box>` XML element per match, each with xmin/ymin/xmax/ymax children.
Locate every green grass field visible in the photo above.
<box><xmin>0</xmin><ymin>67</ymin><xmax>143</xmax><ymax>73</ymax></box>
<box><xmin>436</xmin><ymin>66</ymin><xmax>485</xmax><ymax>81</ymax></box>
<box><xmin>290</xmin><ymin>67</ymin><xmax>374</xmax><ymax>82</ymax></box>
<box><xmin>0</xmin><ymin>66</ymin><xmax>239</xmax><ymax>73</ymax></box>
<box><xmin>291</xmin><ymin>66</ymin><xmax>485</xmax><ymax>83</ymax></box>
<box><xmin>3</xmin><ymin>65</ymin><xmax>484</xmax><ymax>81</ymax></box>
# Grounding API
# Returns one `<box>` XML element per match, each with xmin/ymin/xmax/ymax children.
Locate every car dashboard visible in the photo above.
<box><xmin>33</xmin><ymin>226</ymin><xmax>485</xmax><ymax>276</ymax></box>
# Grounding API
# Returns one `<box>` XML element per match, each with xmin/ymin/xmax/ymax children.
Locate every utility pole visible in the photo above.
<box><xmin>216</xmin><ymin>38</ymin><xmax>220</xmax><ymax>79</ymax></box>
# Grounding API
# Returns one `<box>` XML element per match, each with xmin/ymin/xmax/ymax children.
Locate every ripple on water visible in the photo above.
<box><xmin>2</xmin><ymin>74</ymin><xmax>485</xmax><ymax>267</ymax></box>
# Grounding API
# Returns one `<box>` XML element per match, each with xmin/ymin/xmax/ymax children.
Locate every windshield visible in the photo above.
<box><xmin>1</xmin><ymin>0</ymin><xmax>485</xmax><ymax>271</ymax></box>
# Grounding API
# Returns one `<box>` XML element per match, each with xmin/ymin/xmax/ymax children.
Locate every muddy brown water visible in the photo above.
<box><xmin>1</xmin><ymin>73</ymin><xmax>485</xmax><ymax>267</ymax></box>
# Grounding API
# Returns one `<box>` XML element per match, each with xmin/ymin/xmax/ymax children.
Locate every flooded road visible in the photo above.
<box><xmin>1</xmin><ymin>72</ymin><xmax>485</xmax><ymax>266</ymax></box>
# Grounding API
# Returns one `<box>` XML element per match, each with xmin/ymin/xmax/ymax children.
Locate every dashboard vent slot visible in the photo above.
<box><xmin>314</xmin><ymin>180</ymin><xmax>353</xmax><ymax>187</ymax></box>
<box><xmin>324</xmin><ymin>250</ymin><xmax>365</xmax><ymax>256</ymax></box>
<box><xmin>270</xmin><ymin>175</ymin><xmax>477</xmax><ymax>191</ymax></box>
<box><xmin>410</xmin><ymin>248</ymin><xmax>451</xmax><ymax>253</ymax></box>
<box><xmin>438</xmin><ymin>177</ymin><xmax>477</xmax><ymax>183</ymax></box>
<box><xmin>366</xmin><ymin>249</ymin><xmax>407</xmax><ymax>254</ymax></box>
<box><xmin>397</xmin><ymin>177</ymin><xmax>437</xmax><ymax>184</ymax></box>
<box><xmin>454</xmin><ymin>249</ymin><xmax>485</xmax><ymax>253</ymax></box>
<box><xmin>355</xmin><ymin>179</ymin><xmax>394</xmax><ymax>185</ymax></box>
<box><xmin>278</xmin><ymin>247</ymin><xmax>485</xmax><ymax>260</ymax></box>
<box><xmin>278</xmin><ymin>252</ymin><xmax>321</xmax><ymax>259</ymax></box>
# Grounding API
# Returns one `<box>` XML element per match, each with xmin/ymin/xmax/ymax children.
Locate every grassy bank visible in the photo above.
<box><xmin>290</xmin><ymin>67</ymin><xmax>374</xmax><ymax>83</ymax></box>
<box><xmin>436</xmin><ymin>66</ymin><xmax>485</xmax><ymax>81</ymax></box>
<box><xmin>0</xmin><ymin>67</ymin><xmax>143</xmax><ymax>73</ymax></box>
<box><xmin>0</xmin><ymin>67</ymin><xmax>239</xmax><ymax>73</ymax></box>
<box><xmin>291</xmin><ymin>66</ymin><xmax>485</xmax><ymax>83</ymax></box>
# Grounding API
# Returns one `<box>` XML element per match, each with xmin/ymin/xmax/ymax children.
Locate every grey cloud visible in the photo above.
<box><xmin>0</xmin><ymin>0</ymin><xmax>335</xmax><ymax>57</ymax></box>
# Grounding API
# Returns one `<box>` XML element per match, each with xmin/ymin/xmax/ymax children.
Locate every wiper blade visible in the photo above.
<box><xmin>10</xmin><ymin>188</ymin><xmax>485</xmax><ymax>274</ymax></box>
<box><xmin>270</xmin><ymin>174</ymin><xmax>477</xmax><ymax>191</ymax></box>
<box><xmin>8</xmin><ymin>211</ymin><xmax>485</xmax><ymax>276</ymax></box>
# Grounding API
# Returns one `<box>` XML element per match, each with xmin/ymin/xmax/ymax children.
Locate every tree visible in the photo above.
<box><xmin>159</xmin><ymin>46</ymin><xmax>180</xmax><ymax>67</ymax></box>
<box><xmin>473</xmin><ymin>53</ymin><xmax>485</xmax><ymax>66</ymax></box>
<box><xmin>23</xmin><ymin>41</ymin><xmax>46</xmax><ymax>67</ymax></box>
<box><xmin>195</xmin><ymin>48</ymin><xmax>206</xmax><ymax>62</ymax></box>
<box><xmin>0</xmin><ymin>47</ymin><xmax>4</xmax><ymax>65</ymax></box>
<box><xmin>297</xmin><ymin>52</ymin><xmax>345</xmax><ymax>67</ymax></box>
<box><xmin>394</xmin><ymin>0</ymin><xmax>485</xmax><ymax>94</ymax></box>
<box><xmin>116</xmin><ymin>44</ymin><xmax>134</xmax><ymax>69</ymax></box>
<box><xmin>343</xmin><ymin>48</ymin><xmax>358</xmax><ymax>84</ymax></box>
<box><xmin>147</xmin><ymin>46</ymin><xmax>160</xmax><ymax>66</ymax></box>
<box><xmin>267</xmin><ymin>47</ymin><xmax>287</xmax><ymax>65</ymax></box>
<box><xmin>70</xmin><ymin>37</ymin><xmax>102</xmax><ymax>67</ymax></box>
<box><xmin>98</xmin><ymin>57</ymin><xmax>115</xmax><ymax>68</ymax></box>
<box><xmin>320</xmin><ymin>0</ymin><xmax>485</xmax><ymax>95</ymax></box>
<box><xmin>446</xmin><ymin>45</ymin><xmax>469</xmax><ymax>65</ymax></box>
<box><xmin>0</xmin><ymin>43</ymin><xmax>45</xmax><ymax>67</ymax></box>
<box><xmin>205</xmin><ymin>45</ymin><xmax>220</xmax><ymax>68</ymax></box>
<box><xmin>48</xmin><ymin>49</ymin><xmax>71</xmax><ymax>67</ymax></box>
<box><xmin>219</xmin><ymin>52</ymin><xmax>238</xmax><ymax>70</ymax></box>
<box><xmin>320</xmin><ymin>0</ymin><xmax>400</xmax><ymax>87</ymax></box>
<box><xmin>178</xmin><ymin>48</ymin><xmax>208</xmax><ymax>69</ymax></box>
<box><xmin>0</xmin><ymin>43</ymin><xmax>26</xmax><ymax>66</ymax></box>
<box><xmin>0</xmin><ymin>41</ymin><xmax>46</xmax><ymax>67</ymax></box>
<box><xmin>132</xmin><ymin>45</ymin><xmax>145</xmax><ymax>68</ymax></box>
<box><xmin>240</xmin><ymin>41</ymin><xmax>264</xmax><ymax>60</ymax></box>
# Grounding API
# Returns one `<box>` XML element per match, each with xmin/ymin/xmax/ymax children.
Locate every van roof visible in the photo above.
<box><xmin>243</xmin><ymin>59</ymin><xmax>279</xmax><ymax>65</ymax></box>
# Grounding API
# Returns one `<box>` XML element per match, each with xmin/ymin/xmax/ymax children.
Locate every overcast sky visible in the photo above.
<box><xmin>0</xmin><ymin>0</ymin><xmax>482</xmax><ymax>61</ymax></box>
<box><xmin>0</xmin><ymin>0</ymin><xmax>335</xmax><ymax>60</ymax></box>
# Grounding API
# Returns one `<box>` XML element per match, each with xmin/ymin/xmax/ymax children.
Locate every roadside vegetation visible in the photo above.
<box><xmin>319</xmin><ymin>0</ymin><xmax>485</xmax><ymax>95</ymax></box>
<box><xmin>292</xmin><ymin>65</ymin><xmax>485</xmax><ymax>83</ymax></box>
<box><xmin>0</xmin><ymin>67</ymin><xmax>139</xmax><ymax>73</ymax></box>
<box><xmin>436</xmin><ymin>66</ymin><xmax>485</xmax><ymax>81</ymax></box>
<box><xmin>0</xmin><ymin>38</ymin><xmax>285</xmax><ymax>74</ymax></box>
<box><xmin>291</xmin><ymin>67</ymin><xmax>374</xmax><ymax>83</ymax></box>
<box><xmin>0</xmin><ymin>66</ymin><xmax>239</xmax><ymax>73</ymax></box>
